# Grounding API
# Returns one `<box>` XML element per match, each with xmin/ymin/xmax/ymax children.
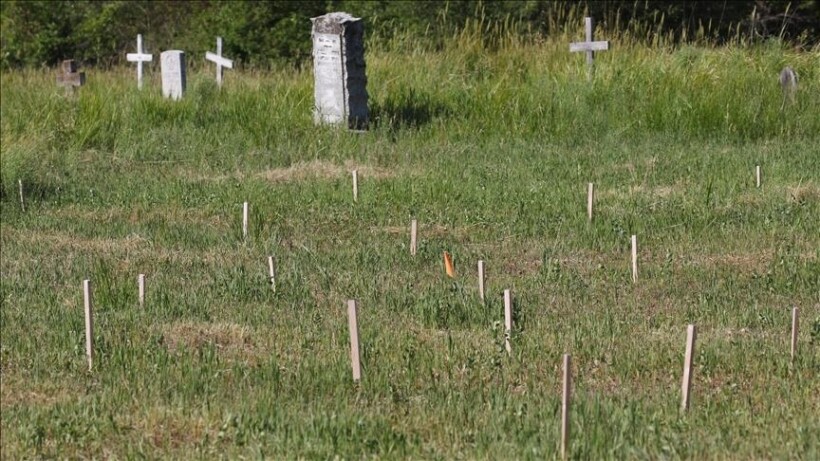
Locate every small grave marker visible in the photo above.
<box><xmin>205</xmin><ymin>36</ymin><xmax>234</xmax><ymax>87</ymax></box>
<box><xmin>410</xmin><ymin>219</ymin><xmax>417</xmax><ymax>256</ymax></box>
<box><xmin>587</xmin><ymin>183</ymin><xmax>594</xmax><ymax>221</ymax></box>
<box><xmin>18</xmin><ymin>179</ymin><xmax>25</xmax><ymax>212</ymax></box>
<box><xmin>504</xmin><ymin>289</ymin><xmax>512</xmax><ymax>354</ymax></box>
<box><xmin>477</xmin><ymin>260</ymin><xmax>485</xmax><ymax>302</ymax></box>
<box><xmin>791</xmin><ymin>307</ymin><xmax>799</xmax><ymax>363</ymax></box>
<box><xmin>631</xmin><ymin>235</ymin><xmax>638</xmax><ymax>283</ymax></box>
<box><xmin>267</xmin><ymin>256</ymin><xmax>277</xmax><ymax>292</ymax></box>
<box><xmin>347</xmin><ymin>299</ymin><xmax>362</xmax><ymax>382</ymax></box>
<box><xmin>242</xmin><ymin>202</ymin><xmax>249</xmax><ymax>240</ymax></box>
<box><xmin>311</xmin><ymin>12</ymin><xmax>369</xmax><ymax>129</ymax></box>
<box><xmin>83</xmin><ymin>279</ymin><xmax>94</xmax><ymax>372</ymax></box>
<box><xmin>351</xmin><ymin>170</ymin><xmax>358</xmax><ymax>202</ymax></box>
<box><xmin>569</xmin><ymin>17</ymin><xmax>609</xmax><ymax>79</ymax></box>
<box><xmin>126</xmin><ymin>34</ymin><xmax>153</xmax><ymax>89</ymax></box>
<box><xmin>561</xmin><ymin>354</ymin><xmax>572</xmax><ymax>460</ymax></box>
<box><xmin>681</xmin><ymin>324</ymin><xmax>697</xmax><ymax>412</ymax></box>
<box><xmin>56</xmin><ymin>60</ymin><xmax>86</xmax><ymax>93</ymax></box>
<box><xmin>756</xmin><ymin>165</ymin><xmax>761</xmax><ymax>188</ymax></box>
<box><xmin>137</xmin><ymin>274</ymin><xmax>145</xmax><ymax>308</ymax></box>
<box><xmin>160</xmin><ymin>50</ymin><xmax>186</xmax><ymax>100</ymax></box>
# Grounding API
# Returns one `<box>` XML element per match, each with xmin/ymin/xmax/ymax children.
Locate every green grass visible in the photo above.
<box><xmin>1</xmin><ymin>24</ymin><xmax>819</xmax><ymax>459</ymax></box>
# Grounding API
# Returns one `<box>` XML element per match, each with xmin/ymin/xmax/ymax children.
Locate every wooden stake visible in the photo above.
<box><xmin>477</xmin><ymin>260</ymin><xmax>485</xmax><ymax>302</ymax></box>
<box><xmin>561</xmin><ymin>354</ymin><xmax>572</xmax><ymax>460</ymax></box>
<box><xmin>631</xmin><ymin>235</ymin><xmax>638</xmax><ymax>283</ymax></box>
<box><xmin>791</xmin><ymin>307</ymin><xmax>799</xmax><ymax>363</ymax></box>
<box><xmin>756</xmin><ymin>165</ymin><xmax>761</xmax><ymax>188</ymax></box>
<box><xmin>242</xmin><ymin>201</ymin><xmax>249</xmax><ymax>240</ymax></box>
<box><xmin>587</xmin><ymin>182</ymin><xmax>594</xmax><ymax>221</ymax></box>
<box><xmin>267</xmin><ymin>256</ymin><xmax>277</xmax><ymax>292</ymax></box>
<box><xmin>347</xmin><ymin>299</ymin><xmax>361</xmax><ymax>382</ymax></box>
<box><xmin>18</xmin><ymin>179</ymin><xmax>25</xmax><ymax>212</ymax></box>
<box><xmin>138</xmin><ymin>273</ymin><xmax>145</xmax><ymax>308</ymax></box>
<box><xmin>681</xmin><ymin>324</ymin><xmax>697</xmax><ymax>412</ymax></box>
<box><xmin>410</xmin><ymin>219</ymin><xmax>417</xmax><ymax>256</ymax></box>
<box><xmin>83</xmin><ymin>280</ymin><xmax>94</xmax><ymax>372</ymax></box>
<box><xmin>503</xmin><ymin>289</ymin><xmax>512</xmax><ymax>354</ymax></box>
<box><xmin>352</xmin><ymin>170</ymin><xmax>358</xmax><ymax>202</ymax></box>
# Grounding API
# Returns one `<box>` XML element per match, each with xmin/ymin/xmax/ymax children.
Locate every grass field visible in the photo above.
<box><xmin>1</xmin><ymin>19</ymin><xmax>819</xmax><ymax>459</ymax></box>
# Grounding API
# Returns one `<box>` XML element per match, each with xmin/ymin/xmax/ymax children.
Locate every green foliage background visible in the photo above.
<box><xmin>2</xmin><ymin>0</ymin><xmax>819</xmax><ymax>69</ymax></box>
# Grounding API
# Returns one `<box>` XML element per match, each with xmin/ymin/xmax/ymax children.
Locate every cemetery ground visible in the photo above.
<box><xmin>1</xmin><ymin>30</ymin><xmax>819</xmax><ymax>459</ymax></box>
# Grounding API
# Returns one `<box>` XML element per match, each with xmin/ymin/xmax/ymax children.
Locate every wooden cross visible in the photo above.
<box><xmin>56</xmin><ymin>60</ymin><xmax>85</xmax><ymax>93</ymax></box>
<box><xmin>126</xmin><ymin>34</ymin><xmax>153</xmax><ymax>89</ymax></box>
<box><xmin>205</xmin><ymin>36</ymin><xmax>234</xmax><ymax>87</ymax></box>
<box><xmin>569</xmin><ymin>17</ymin><xmax>609</xmax><ymax>79</ymax></box>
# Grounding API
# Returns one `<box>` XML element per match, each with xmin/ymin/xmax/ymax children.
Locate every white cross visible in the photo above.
<box><xmin>569</xmin><ymin>17</ymin><xmax>609</xmax><ymax>78</ymax></box>
<box><xmin>126</xmin><ymin>34</ymin><xmax>153</xmax><ymax>89</ymax></box>
<box><xmin>205</xmin><ymin>37</ymin><xmax>234</xmax><ymax>87</ymax></box>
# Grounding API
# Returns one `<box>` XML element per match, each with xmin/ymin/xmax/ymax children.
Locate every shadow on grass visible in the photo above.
<box><xmin>370</xmin><ymin>88</ymin><xmax>451</xmax><ymax>130</ymax></box>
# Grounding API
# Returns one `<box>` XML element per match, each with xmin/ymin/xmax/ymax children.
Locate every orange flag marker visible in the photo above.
<box><xmin>444</xmin><ymin>251</ymin><xmax>455</xmax><ymax>277</ymax></box>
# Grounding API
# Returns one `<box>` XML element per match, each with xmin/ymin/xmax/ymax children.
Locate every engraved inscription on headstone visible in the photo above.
<box><xmin>311</xmin><ymin>12</ymin><xmax>369</xmax><ymax>129</ymax></box>
<box><xmin>161</xmin><ymin>50</ymin><xmax>186</xmax><ymax>100</ymax></box>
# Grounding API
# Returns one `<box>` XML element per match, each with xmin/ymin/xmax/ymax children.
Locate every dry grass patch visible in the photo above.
<box><xmin>786</xmin><ymin>183</ymin><xmax>820</xmax><ymax>203</ymax></box>
<box><xmin>2</xmin><ymin>227</ymin><xmax>149</xmax><ymax>254</ymax></box>
<box><xmin>185</xmin><ymin>160</ymin><xmax>395</xmax><ymax>183</ymax></box>
<box><xmin>160</xmin><ymin>321</ymin><xmax>258</xmax><ymax>363</ymax></box>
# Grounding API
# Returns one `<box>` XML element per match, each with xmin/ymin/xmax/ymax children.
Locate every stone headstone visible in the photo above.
<box><xmin>56</xmin><ymin>60</ymin><xmax>86</xmax><ymax>91</ymax></box>
<box><xmin>161</xmin><ymin>50</ymin><xmax>186</xmax><ymax>100</ymax></box>
<box><xmin>311</xmin><ymin>12</ymin><xmax>368</xmax><ymax>130</ymax></box>
<box><xmin>779</xmin><ymin>66</ymin><xmax>798</xmax><ymax>110</ymax></box>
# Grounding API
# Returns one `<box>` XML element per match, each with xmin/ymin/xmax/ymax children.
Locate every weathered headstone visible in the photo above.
<box><xmin>160</xmin><ymin>50</ymin><xmax>186</xmax><ymax>100</ymax></box>
<box><xmin>205</xmin><ymin>36</ymin><xmax>234</xmax><ymax>87</ymax></box>
<box><xmin>569</xmin><ymin>17</ymin><xmax>609</xmax><ymax>79</ymax></box>
<box><xmin>56</xmin><ymin>60</ymin><xmax>85</xmax><ymax>92</ymax></box>
<box><xmin>311</xmin><ymin>12</ymin><xmax>369</xmax><ymax>129</ymax></box>
<box><xmin>126</xmin><ymin>34</ymin><xmax>153</xmax><ymax>89</ymax></box>
<box><xmin>779</xmin><ymin>66</ymin><xmax>798</xmax><ymax>110</ymax></box>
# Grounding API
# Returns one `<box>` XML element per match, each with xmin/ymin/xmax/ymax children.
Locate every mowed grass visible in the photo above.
<box><xmin>1</xmin><ymin>25</ymin><xmax>819</xmax><ymax>459</ymax></box>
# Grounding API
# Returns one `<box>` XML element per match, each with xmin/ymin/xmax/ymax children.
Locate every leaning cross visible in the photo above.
<box><xmin>126</xmin><ymin>34</ymin><xmax>153</xmax><ymax>89</ymax></box>
<box><xmin>56</xmin><ymin>60</ymin><xmax>85</xmax><ymax>93</ymax></box>
<box><xmin>569</xmin><ymin>17</ymin><xmax>609</xmax><ymax>79</ymax></box>
<box><xmin>205</xmin><ymin>36</ymin><xmax>234</xmax><ymax>87</ymax></box>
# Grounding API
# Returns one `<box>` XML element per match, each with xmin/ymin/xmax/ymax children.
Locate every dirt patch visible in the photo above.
<box><xmin>786</xmin><ymin>184</ymin><xmax>820</xmax><ymax>203</ymax></box>
<box><xmin>187</xmin><ymin>160</ymin><xmax>395</xmax><ymax>183</ymax></box>
<box><xmin>160</xmin><ymin>321</ymin><xmax>256</xmax><ymax>362</ymax></box>
<box><xmin>3</xmin><ymin>227</ymin><xmax>149</xmax><ymax>254</ymax></box>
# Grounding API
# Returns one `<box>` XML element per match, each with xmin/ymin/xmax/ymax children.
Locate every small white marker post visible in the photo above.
<box><xmin>137</xmin><ymin>274</ymin><xmax>145</xmax><ymax>308</ymax></box>
<box><xmin>18</xmin><ymin>179</ymin><xmax>25</xmax><ymax>212</ymax></box>
<box><xmin>561</xmin><ymin>353</ymin><xmax>572</xmax><ymax>460</ymax></box>
<box><xmin>410</xmin><ymin>219</ymin><xmax>417</xmax><ymax>256</ymax></box>
<box><xmin>267</xmin><ymin>256</ymin><xmax>277</xmax><ymax>292</ymax></box>
<box><xmin>569</xmin><ymin>17</ymin><xmax>610</xmax><ymax>79</ymax></box>
<box><xmin>681</xmin><ymin>324</ymin><xmax>697</xmax><ymax>412</ymax></box>
<box><xmin>756</xmin><ymin>165</ymin><xmax>761</xmax><ymax>188</ymax></box>
<box><xmin>126</xmin><ymin>34</ymin><xmax>153</xmax><ymax>89</ymax></box>
<box><xmin>791</xmin><ymin>307</ymin><xmax>799</xmax><ymax>363</ymax></box>
<box><xmin>242</xmin><ymin>201</ymin><xmax>249</xmax><ymax>240</ymax></box>
<box><xmin>352</xmin><ymin>170</ymin><xmax>359</xmax><ymax>202</ymax></box>
<box><xmin>503</xmin><ymin>289</ymin><xmax>512</xmax><ymax>355</ymax></box>
<box><xmin>631</xmin><ymin>235</ymin><xmax>638</xmax><ymax>283</ymax></box>
<box><xmin>587</xmin><ymin>182</ymin><xmax>594</xmax><ymax>221</ymax></box>
<box><xmin>205</xmin><ymin>36</ymin><xmax>234</xmax><ymax>88</ymax></box>
<box><xmin>347</xmin><ymin>300</ymin><xmax>361</xmax><ymax>382</ymax></box>
<box><xmin>477</xmin><ymin>260</ymin><xmax>485</xmax><ymax>302</ymax></box>
<box><xmin>83</xmin><ymin>279</ymin><xmax>94</xmax><ymax>372</ymax></box>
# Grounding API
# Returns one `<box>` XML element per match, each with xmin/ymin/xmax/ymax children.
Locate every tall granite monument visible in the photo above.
<box><xmin>311</xmin><ymin>12</ymin><xmax>369</xmax><ymax>130</ymax></box>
